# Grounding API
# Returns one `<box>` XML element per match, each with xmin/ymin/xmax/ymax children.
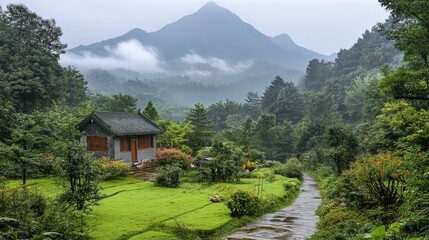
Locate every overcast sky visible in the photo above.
<box><xmin>1</xmin><ymin>0</ymin><xmax>390</xmax><ymax>55</ymax></box>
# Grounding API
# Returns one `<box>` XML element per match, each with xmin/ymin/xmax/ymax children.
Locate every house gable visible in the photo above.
<box><xmin>79</xmin><ymin>121</ymin><xmax>111</xmax><ymax>137</ymax></box>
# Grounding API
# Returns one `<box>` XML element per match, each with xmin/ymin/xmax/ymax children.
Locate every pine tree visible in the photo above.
<box><xmin>261</xmin><ymin>76</ymin><xmax>286</xmax><ymax>113</ymax></box>
<box><xmin>185</xmin><ymin>103</ymin><xmax>213</xmax><ymax>153</ymax></box>
<box><xmin>244</xmin><ymin>91</ymin><xmax>261</xmax><ymax>120</ymax></box>
<box><xmin>274</xmin><ymin>82</ymin><xmax>305</xmax><ymax>123</ymax></box>
<box><xmin>143</xmin><ymin>101</ymin><xmax>161</xmax><ymax>122</ymax></box>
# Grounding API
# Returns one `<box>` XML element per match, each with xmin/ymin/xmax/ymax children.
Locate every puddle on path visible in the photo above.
<box><xmin>223</xmin><ymin>174</ymin><xmax>322</xmax><ymax>240</ymax></box>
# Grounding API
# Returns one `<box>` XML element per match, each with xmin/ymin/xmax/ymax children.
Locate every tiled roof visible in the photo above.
<box><xmin>79</xmin><ymin>112</ymin><xmax>163</xmax><ymax>136</ymax></box>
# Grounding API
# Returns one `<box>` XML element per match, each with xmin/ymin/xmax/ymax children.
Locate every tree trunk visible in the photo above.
<box><xmin>22</xmin><ymin>167</ymin><xmax>27</xmax><ymax>185</ymax></box>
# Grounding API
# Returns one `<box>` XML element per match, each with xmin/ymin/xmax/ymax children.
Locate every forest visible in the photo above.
<box><xmin>1</xmin><ymin>1</ymin><xmax>429</xmax><ymax>239</ymax></box>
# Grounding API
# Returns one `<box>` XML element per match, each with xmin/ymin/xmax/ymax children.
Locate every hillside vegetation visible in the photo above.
<box><xmin>1</xmin><ymin>1</ymin><xmax>429</xmax><ymax>239</ymax></box>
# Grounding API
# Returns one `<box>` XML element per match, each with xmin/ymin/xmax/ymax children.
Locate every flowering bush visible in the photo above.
<box><xmin>349</xmin><ymin>152</ymin><xmax>408</xmax><ymax>208</ymax></box>
<box><xmin>100</xmin><ymin>157</ymin><xmax>130</xmax><ymax>180</ymax></box>
<box><xmin>155</xmin><ymin>148</ymin><xmax>192</xmax><ymax>170</ymax></box>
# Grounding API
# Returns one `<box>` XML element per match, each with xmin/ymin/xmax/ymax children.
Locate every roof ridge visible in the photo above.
<box><xmin>138</xmin><ymin>112</ymin><xmax>163</xmax><ymax>131</ymax></box>
<box><xmin>79</xmin><ymin>111</ymin><xmax>163</xmax><ymax>136</ymax></box>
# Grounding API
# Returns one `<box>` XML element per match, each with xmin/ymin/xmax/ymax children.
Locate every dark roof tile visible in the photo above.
<box><xmin>79</xmin><ymin>112</ymin><xmax>163</xmax><ymax>136</ymax></box>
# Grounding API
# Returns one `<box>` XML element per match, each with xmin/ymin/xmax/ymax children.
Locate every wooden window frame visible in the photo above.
<box><xmin>87</xmin><ymin>136</ymin><xmax>108</xmax><ymax>152</ymax></box>
<box><xmin>138</xmin><ymin>135</ymin><xmax>153</xmax><ymax>150</ymax></box>
<box><xmin>120</xmin><ymin>137</ymin><xmax>131</xmax><ymax>152</ymax></box>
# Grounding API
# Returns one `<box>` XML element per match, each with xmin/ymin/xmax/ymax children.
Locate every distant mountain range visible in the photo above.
<box><xmin>66</xmin><ymin>2</ymin><xmax>335</xmax><ymax>82</ymax></box>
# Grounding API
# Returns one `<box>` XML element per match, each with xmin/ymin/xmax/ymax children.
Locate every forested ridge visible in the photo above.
<box><xmin>1</xmin><ymin>1</ymin><xmax>429</xmax><ymax>239</ymax></box>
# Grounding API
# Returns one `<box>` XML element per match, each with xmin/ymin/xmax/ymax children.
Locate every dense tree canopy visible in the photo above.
<box><xmin>1</xmin><ymin>2</ymin><xmax>429</xmax><ymax>239</ymax></box>
<box><xmin>89</xmin><ymin>93</ymin><xmax>138</xmax><ymax>112</ymax></box>
<box><xmin>0</xmin><ymin>4</ymin><xmax>68</xmax><ymax>113</ymax></box>
<box><xmin>208</xmin><ymin>99</ymin><xmax>244</xmax><ymax>131</ymax></box>
<box><xmin>377</xmin><ymin>1</ymin><xmax>429</xmax><ymax>67</ymax></box>
<box><xmin>376</xmin><ymin>1</ymin><xmax>429</xmax><ymax>102</ymax></box>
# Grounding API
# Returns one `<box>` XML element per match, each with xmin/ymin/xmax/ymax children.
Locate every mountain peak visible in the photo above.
<box><xmin>69</xmin><ymin>1</ymin><xmax>331</xmax><ymax>74</ymax></box>
<box><xmin>201</xmin><ymin>1</ymin><xmax>220</xmax><ymax>9</ymax></box>
<box><xmin>271</xmin><ymin>34</ymin><xmax>298</xmax><ymax>51</ymax></box>
<box><xmin>197</xmin><ymin>1</ymin><xmax>231</xmax><ymax>15</ymax></box>
<box><xmin>273</xmin><ymin>34</ymin><xmax>295</xmax><ymax>45</ymax></box>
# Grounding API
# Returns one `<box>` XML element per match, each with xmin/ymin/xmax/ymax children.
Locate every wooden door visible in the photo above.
<box><xmin>131</xmin><ymin>138</ymin><xmax>138</xmax><ymax>162</ymax></box>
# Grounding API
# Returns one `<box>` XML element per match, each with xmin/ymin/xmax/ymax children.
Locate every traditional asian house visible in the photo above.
<box><xmin>78</xmin><ymin>111</ymin><xmax>163</xmax><ymax>164</ymax></box>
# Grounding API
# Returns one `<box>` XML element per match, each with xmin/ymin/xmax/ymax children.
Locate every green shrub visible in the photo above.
<box><xmin>259</xmin><ymin>160</ymin><xmax>281</xmax><ymax>168</ymax></box>
<box><xmin>155</xmin><ymin>148</ymin><xmax>192</xmax><ymax>170</ymax></box>
<box><xmin>195</xmin><ymin>141</ymin><xmax>244</xmax><ymax>183</ymax></box>
<box><xmin>0</xmin><ymin>159</ymin><xmax>20</xmax><ymax>178</ymax></box>
<box><xmin>273</xmin><ymin>161</ymin><xmax>303</xmax><ymax>180</ymax></box>
<box><xmin>284</xmin><ymin>181</ymin><xmax>300</xmax><ymax>193</ymax></box>
<box><xmin>301</xmin><ymin>150</ymin><xmax>327</xmax><ymax>171</ymax></box>
<box><xmin>312</xmin><ymin>165</ymin><xmax>336</xmax><ymax>180</ymax></box>
<box><xmin>155</xmin><ymin>164</ymin><xmax>182</xmax><ymax>188</ymax></box>
<box><xmin>243</xmin><ymin>161</ymin><xmax>257</xmax><ymax>172</ymax></box>
<box><xmin>326</xmin><ymin>171</ymin><xmax>370</xmax><ymax>208</ymax></box>
<box><xmin>251</xmin><ymin>168</ymin><xmax>276</xmax><ymax>182</ymax></box>
<box><xmin>244</xmin><ymin>149</ymin><xmax>266</xmax><ymax>164</ymax></box>
<box><xmin>0</xmin><ymin>183</ymin><xmax>90</xmax><ymax>239</ymax></box>
<box><xmin>312</xmin><ymin>218</ymin><xmax>374</xmax><ymax>240</ymax></box>
<box><xmin>392</xmin><ymin>215</ymin><xmax>429</xmax><ymax>239</ymax></box>
<box><xmin>319</xmin><ymin>209</ymin><xmax>361</xmax><ymax>230</ymax></box>
<box><xmin>100</xmin><ymin>157</ymin><xmax>130</xmax><ymax>180</ymax></box>
<box><xmin>237</xmin><ymin>170</ymin><xmax>253</xmax><ymax>178</ymax></box>
<box><xmin>226</xmin><ymin>190</ymin><xmax>260</xmax><ymax>217</ymax></box>
<box><xmin>180</xmin><ymin>170</ymin><xmax>203</xmax><ymax>183</ymax></box>
<box><xmin>258</xmin><ymin>195</ymin><xmax>284</xmax><ymax>213</ymax></box>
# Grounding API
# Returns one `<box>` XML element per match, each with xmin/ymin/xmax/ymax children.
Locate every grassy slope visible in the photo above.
<box><xmin>6</xmin><ymin>174</ymin><xmax>298</xmax><ymax>240</ymax></box>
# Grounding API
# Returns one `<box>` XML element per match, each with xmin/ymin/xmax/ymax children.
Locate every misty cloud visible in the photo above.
<box><xmin>180</xmin><ymin>52</ymin><xmax>252</xmax><ymax>74</ymax></box>
<box><xmin>61</xmin><ymin>39</ymin><xmax>163</xmax><ymax>72</ymax></box>
<box><xmin>183</xmin><ymin>69</ymin><xmax>212</xmax><ymax>77</ymax></box>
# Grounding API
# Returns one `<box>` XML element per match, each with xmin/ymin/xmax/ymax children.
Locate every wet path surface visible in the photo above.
<box><xmin>224</xmin><ymin>174</ymin><xmax>322</xmax><ymax>240</ymax></box>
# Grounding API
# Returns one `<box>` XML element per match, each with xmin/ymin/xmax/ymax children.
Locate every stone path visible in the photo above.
<box><xmin>224</xmin><ymin>174</ymin><xmax>322</xmax><ymax>240</ymax></box>
<box><xmin>130</xmin><ymin>163</ymin><xmax>158</xmax><ymax>181</ymax></box>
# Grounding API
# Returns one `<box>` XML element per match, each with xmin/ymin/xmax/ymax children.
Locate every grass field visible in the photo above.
<box><xmin>6</xmin><ymin>172</ymin><xmax>300</xmax><ymax>240</ymax></box>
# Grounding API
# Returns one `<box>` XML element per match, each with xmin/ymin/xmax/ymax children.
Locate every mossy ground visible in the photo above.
<box><xmin>6</xmin><ymin>172</ymin><xmax>299</xmax><ymax>239</ymax></box>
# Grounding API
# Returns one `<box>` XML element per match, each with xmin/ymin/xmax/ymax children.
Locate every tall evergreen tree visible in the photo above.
<box><xmin>208</xmin><ymin>99</ymin><xmax>243</xmax><ymax>131</ymax></box>
<box><xmin>237</xmin><ymin>118</ymin><xmax>257</xmax><ymax>150</ymax></box>
<box><xmin>302</xmin><ymin>59</ymin><xmax>333</xmax><ymax>92</ymax></box>
<box><xmin>274</xmin><ymin>82</ymin><xmax>305</xmax><ymax>123</ymax></box>
<box><xmin>254</xmin><ymin>113</ymin><xmax>276</xmax><ymax>152</ymax></box>
<box><xmin>143</xmin><ymin>101</ymin><xmax>161</xmax><ymax>122</ymax></box>
<box><xmin>261</xmin><ymin>76</ymin><xmax>286</xmax><ymax>112</ymax></box>
<box><xmin>244</xmin><ymin>91</ymin><xmax>262</xmax><ymax>120</ymax></box>
<box><xmin>62</xmin><ymin>66</ymin><xmax>88</xmax><ymax>107</ymax></box>
<box><xmin>185</xmin><ymin>103</ymin><xmax>213</xmax><ymax>153</ymax></box>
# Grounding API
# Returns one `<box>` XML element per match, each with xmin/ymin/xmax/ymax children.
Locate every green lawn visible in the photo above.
<box><xmin>6</xmin><ymin>173</ymin><xmax>298</xmax><ymax>240</ymax></box>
